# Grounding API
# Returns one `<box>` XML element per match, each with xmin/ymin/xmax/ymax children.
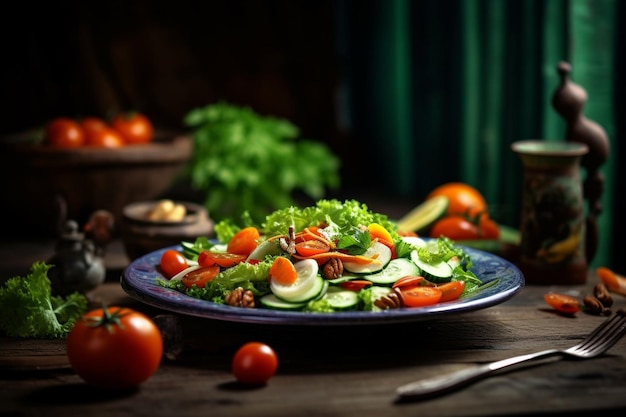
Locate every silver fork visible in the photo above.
<box><xmin>396</xmin><ymin>308</ymin><xmax>626</xmax><ymax>401</ymax></box>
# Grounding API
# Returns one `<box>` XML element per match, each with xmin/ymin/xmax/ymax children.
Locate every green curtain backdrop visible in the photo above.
<box><xmin>337</xmin><ymin>0</ymin><xmax>619</xmax><ymax>268</ymax></box>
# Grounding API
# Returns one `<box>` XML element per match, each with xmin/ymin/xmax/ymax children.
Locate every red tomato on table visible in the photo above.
<box><xmin>232</xmin><ymin>342</ymin><xmax>278</xmax><ymax>385</ymax></box>
<box><xmin>67</xmin><ymin>306</ymin><xmax>163</xmax><ymax>389</ymax></box>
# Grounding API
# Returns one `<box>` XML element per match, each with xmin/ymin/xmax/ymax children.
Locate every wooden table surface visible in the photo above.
<box><xmin>1</xmin><ymin>238</ymin><xmax>626</xmax><ymax>417</ymax></box>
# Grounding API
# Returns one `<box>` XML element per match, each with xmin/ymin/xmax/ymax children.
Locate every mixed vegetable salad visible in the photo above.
<box><xmin>156</xmin><ymin>199</ymin><xmax>485</xmax><ymax>313</ymax></box>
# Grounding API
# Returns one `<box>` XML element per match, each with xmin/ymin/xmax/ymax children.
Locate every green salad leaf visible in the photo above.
<box><xmin>0</xmin><ymin>262</ymin><xmax>89</xmax><ymax>338</ymax></box>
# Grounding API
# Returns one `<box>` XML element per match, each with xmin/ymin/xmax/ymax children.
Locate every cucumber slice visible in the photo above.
<box><xmin>396</xmin><ymin>195</ymin><xmax>449</xmax><ymax>233</ymax></box>
<box><xmin>363</xmin><ymin>258</ymin><xmax>420</xmax><ymax>285</ymax></box>
<box><xmin>247</xmin><ymin>239</ymin><xmax>282</xmax><ymax>262</ymax></box>
<box><xmin>322</xmin><ymin>286</ymin><xmax>360</xmax><ymax>311</ymax></box>
<box><xmin>400</xmin><ymin>236</ymin><xmax>427</xmax><ymax>249</ymax></box>
<box><xmin>259</xmin><ymin>294</ymin><xmax>308</xmax><ymax>311</ymax></box>
<box><xmin>343</xmin><ymin>241</ymin><xmax>392</xmax><ymax>274</ymax></box>
<box><xmin>273</xmin><ymin>275</ymin><xmax>326</xmax><ymax>303</ymax></box>
<box><xmin>364</xmin><ymin>286</ymin><xmax>393</xmax><ymax>312</ymax></box>
<box><xmin>270</xmin><ymin>259</ymin><xmax>326</xmax><ymax>303</ymax></box>
<box><xmin>410</xmin><ymin>250</ymin><xmax>453</xmax><ymax>283</ymax></box>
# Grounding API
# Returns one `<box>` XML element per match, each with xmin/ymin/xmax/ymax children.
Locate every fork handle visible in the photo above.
<box><xmin>396</xmin><ymin>349</ymin><xmax>562</xmax><ymax>400</ymax></box>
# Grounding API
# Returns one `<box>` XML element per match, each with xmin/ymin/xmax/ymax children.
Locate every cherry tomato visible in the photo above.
<box><xmin>398</xmin><ymin>286</ymin><xmax>442</xmax><ymax>307</ymax></box>
<box><xmin>67</xmin><ymin>306</ymin><xmax>163</xmax><ymax>389</ymax></box>
<box><xmin>544</xmin><ymin>293</ymin><xmax>580</xmax><ymax>314</ymax></box>
<box><xmin>429</xmin><ymin>216</ymin><xmax>481</xmax><ymax>240</ymax></box>
<box><xmin>427</xmin><ymin>182</ymin><xmax>487</xmax><ymax>217</ymax></box>
<box><xmin>437</xmin><ymin>281</ymin><xmax>466</xmax><ymax>302</ymax></box>
<box><xmin>85</xmin><ymin>127</ymin><xmax>125</xmax><ymax>148</ymax></box>
<box><xmin>392</xmin><ymin>275</ymin><xmax>424</xmax><ymax>289</ymax></box>
<box><xmin>45</xmin><ymin>118</ymin><xmax>85</xmax><ymax>148</ymax></box>
<box><xmin>181</xmin><ymin>265</ymin><xmax>220</xmax><ymax>289</ymax></box>
<box><xmin>429</xmin><ymin>213</ymin><xmax>500</xmax><ymax>241</ymax></box>
<box><xmin>232</xmin><ymin>342</ymin><xmax>278</xmax><ymax>385</ymax></box>
<box><xmin>227</xmin><ymin>227</ymin><xmax>260</xmax><ymax>256</ymax></box>
<box><xmin>81</xmin><ymin>116</ymin><xmax>109</xmax><ymax>134</ymax></box>
<box><xmin>339</xmin><ymin>280</ymin><xmax>373</xmax><ymax>291</ymax></box>
<box><xmin>111</xmin><ymin>112</ymin><xmax>154</xmax><ymax>144</ymax></box>
<box><xmin>295</xmin><ymin>240</ymin><xmax>330</xmax><ymax>257</ymax></box>
<box><xmin>478</xmin><ymin>214</ymin><xmax>500</xmax><ymax>239</ymax></box>
<box><xmin>160</xmin><ymin>249</ymin><xmax>189</xmax><ymax>278</ymax></box>
<box><xmin>198</xmin><ymin>251</ymin><xmax>247</xmax><ymax>268</ymax></box>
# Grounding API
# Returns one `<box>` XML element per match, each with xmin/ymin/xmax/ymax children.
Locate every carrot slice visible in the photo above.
<box><xmin>368</xmin><ymin>223</ymin><xmax>394</xmax><ymax>246</ymax></box>
<box><xmin>269</xmin><ymin>256</ymin><xmax>298</xmax><ymax>285</ymax></box>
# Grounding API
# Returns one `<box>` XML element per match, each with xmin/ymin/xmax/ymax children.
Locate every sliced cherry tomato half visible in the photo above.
<box><xmin>544</xmin><ymin>293</ymin><xmax>580</xmax><ymax>314</ymax></box>
<box><xmin>227</xmin><ymin>227</ymin><xmax>261</xmax><ymax>256</ymax></box>
<box><xmin>437</xmin><ymin>280</ymin><xmax>466</xmax><ymax>302</ymax></box>
<box><xmin>198</xmin><ymin>251</ymin><xmax>247</xmax><ymax>268</ymax></box>
<box><xmin>181</xmin><ymin>265</ymin><xmax>220</xmax><ymax>289</ymax></box>
<box><xmin>399</xmin><ymin>286</ymin><xmax>443</xmax><ymax>308</ymax></box>
<box><xmin>392</xmin><ymin>275</ymin><xmax>423</xmax><ymax>289</ymax></box>
<box><xmin>295</xmin><ymin>240</ymin><xmax>331</xmax><ymax>257</ymax></box>
<box><xmin>339</xmin><ymin>280</ymin><xmax>373</xmax><ymax>291</ymax></box>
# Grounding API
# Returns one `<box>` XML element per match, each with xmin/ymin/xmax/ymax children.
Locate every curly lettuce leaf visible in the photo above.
<box><xmin>0</xmin><ymin>262</ymin><xmax>88</xmax><ymax>338</ymax></box>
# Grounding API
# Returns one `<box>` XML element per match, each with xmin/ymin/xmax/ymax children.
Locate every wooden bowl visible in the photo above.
<box><xmin>121</xmin><ymin>200</ymin><xmax>214</xmax><ymax>260</ymax></box>
<box><xmin>0</xmin><ymin>130</ymin><xmax>192</xmax><ymax>236</ymax></box>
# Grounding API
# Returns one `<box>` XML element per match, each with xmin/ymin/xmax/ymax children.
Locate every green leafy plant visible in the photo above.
<box><xmin>0</xmin><ymin>262</ymin><xmax>88</xmax><ymax>338</ymax></box>
<box><xmin>183</xmin><ymin>102</ymin><xmax>340</xmax><ymax>223</ymax></box>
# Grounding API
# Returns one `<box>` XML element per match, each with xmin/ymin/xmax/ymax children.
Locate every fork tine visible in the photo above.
<box><xmin>571</xmin><ymin>309</ymin><xmax>626</xmax><ymax>356</ymax></box>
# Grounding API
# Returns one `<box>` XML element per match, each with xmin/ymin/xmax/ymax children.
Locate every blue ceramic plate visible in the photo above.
<box><xmin>121</xmin><ymin>245</ymin><xmax>524</xmax><ymax>325</ymax></box>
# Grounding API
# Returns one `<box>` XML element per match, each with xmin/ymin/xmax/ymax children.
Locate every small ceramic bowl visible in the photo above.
<box><xmin>121</xmin><ymin>200</ymin><xmax>214</xmax><ymax>260</ymax></box>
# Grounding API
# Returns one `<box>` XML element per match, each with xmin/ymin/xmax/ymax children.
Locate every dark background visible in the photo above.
<box><xmin>1</xmin><ymin>1</ymin><xmax>623</xmax><ymax>271</ymax></box>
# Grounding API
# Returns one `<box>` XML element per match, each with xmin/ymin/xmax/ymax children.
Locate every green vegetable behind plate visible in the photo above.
<box><xmin>183</xmin><ymin>102</ymin><xmax>341</xmax><ymax>223</ymax></box>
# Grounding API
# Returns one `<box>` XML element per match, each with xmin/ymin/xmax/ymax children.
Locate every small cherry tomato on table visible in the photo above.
<box><xmin>45</xmin><ymin>117</ymin><xmax>85</xmax><ymax>148</ymax></box>
<box><xmin>66</xmin><ymin>306</ymin><xmax>163</xmax><ymax>389</ymax></box>
<box><xmin>111</xmin><ymin>112</ymin><xmax>154</xmax><ymax>144</ymax></box>
<box><xmin>232</xmin><ymin>342</ymin><xmax>278</xmax><ymax>385</ymax></box>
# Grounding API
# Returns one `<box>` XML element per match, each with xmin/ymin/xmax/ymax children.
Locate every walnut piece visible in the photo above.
<box><xmin>374</xmin><ymin>288</ymin><xmax>403</xmax><ymax>309</ymax></box>
<box><xmin>321</xmin><ymin>258</ymin><xmax>344</xmax><ymax>280</ymax></box>
<box><xmin>225</xmin><ymin>287</ymin><xmax>255</xmax><ymax>308</ymax></box>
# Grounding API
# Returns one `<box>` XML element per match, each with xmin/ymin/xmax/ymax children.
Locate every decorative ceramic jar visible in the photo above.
<box><xmin>512</xmin><ymin>140</ymin><xmax>589</xmax><ymax>285</ymax></box>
